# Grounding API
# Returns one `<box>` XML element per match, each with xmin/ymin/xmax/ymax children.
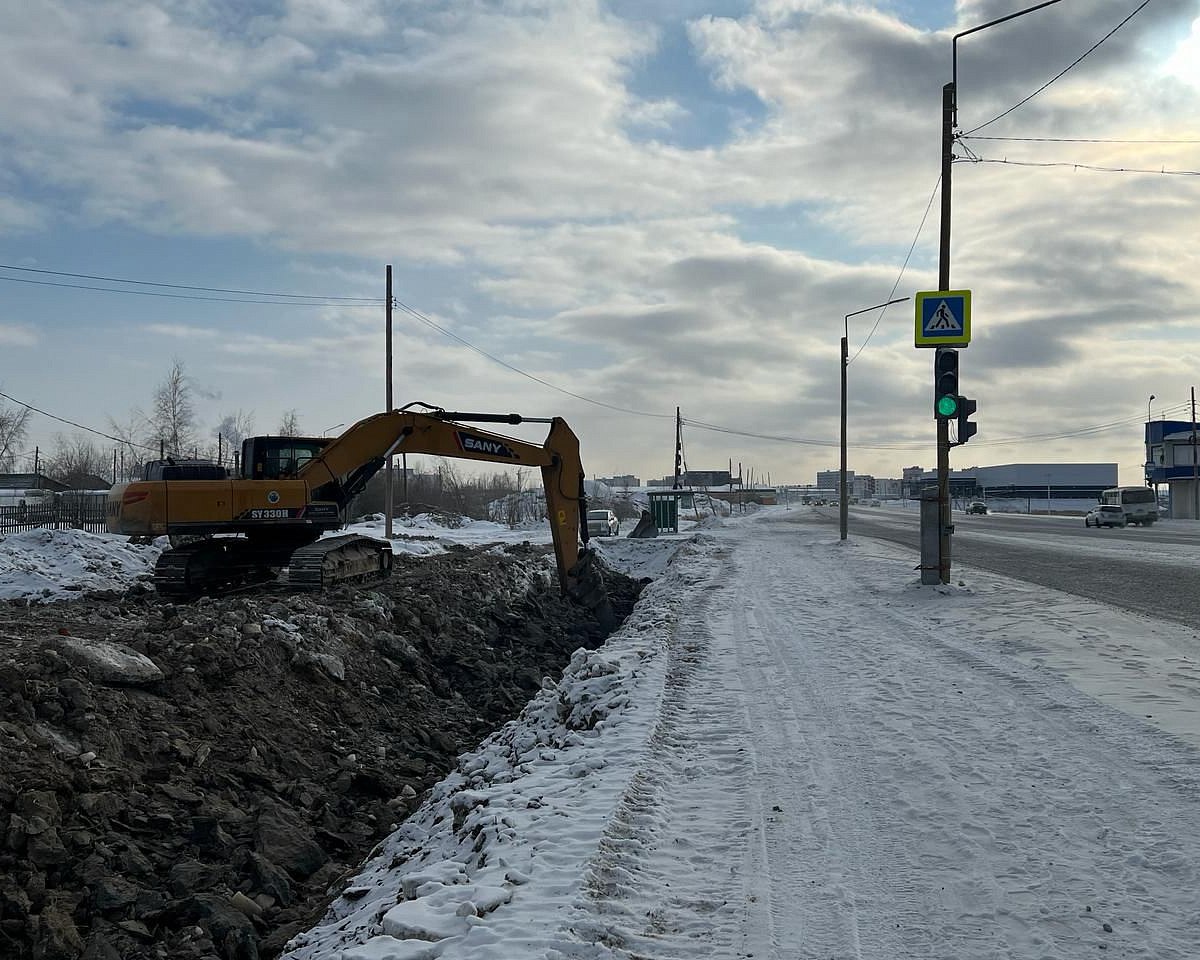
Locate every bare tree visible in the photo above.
<box><xmin>107</xmin><ymin>409</ymin><xmax>149</xmax><ymax>481</ymax></box>
<box><xmin>213</xmin><ymin>409</ymin><xmax>255</xmax><ymax>467</ymax></box>
<box><xmin>0</xmin><ymin>392</ymin><xmax>32</xmax><ymax>472</ymax></box>
<box><xmin>44</xmin><ymin>433</ymin><xmax>108</xmax><ymax>488</ymax></box>
<box><xmin>278</xmin><ymin>409</ymin><xmax>301</xmax><ymax>437</ymax></box>
<box><xmin>148</xmin><ymin>358</ymin><xmax>198</xmax><ymax>457</ymax></box>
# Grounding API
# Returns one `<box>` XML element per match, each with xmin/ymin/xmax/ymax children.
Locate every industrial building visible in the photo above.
<box><xmin>1145</xmin><ymin>420</ymin><xmax>1200</xmax><ymax>518</ymax></box>
<box><xmin>913</xmin><ymin>463</ymin><xmax>1118</xmax><ymax>508</ymax></box>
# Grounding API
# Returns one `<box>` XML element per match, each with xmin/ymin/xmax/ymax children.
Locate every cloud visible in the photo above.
<box><xmin>0</xmin><ymin>324</ymin><xmax>37</xmax><ymax>347</ymax></box>
<box><xmin>5</xmin><ymin>0</ymin><xmax>1200</xmax><ymax>485</ymax></box>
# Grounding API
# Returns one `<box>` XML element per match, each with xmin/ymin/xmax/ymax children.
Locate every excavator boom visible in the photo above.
<box><xmin>107</xmin><ymin>405</ymin><xmax>611</xmax><ymax>621</ymax></box>
<box><xmin>300</xmin><ymin>409</ymin><xmax>589</xmax><ymax>590</ymax></box>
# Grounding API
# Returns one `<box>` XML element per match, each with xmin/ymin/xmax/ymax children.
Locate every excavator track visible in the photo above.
<box><xmin>287</xmin><ymin>534</ymin><xmax>394</xmax><ymax>590</ymax></box>
<box><xmin>154</xmin><ymin>539</ymin><xmax>279</xmax><ymax>597</ymax></box>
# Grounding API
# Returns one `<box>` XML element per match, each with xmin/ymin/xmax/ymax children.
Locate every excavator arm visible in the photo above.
<box><xmin>298</xmin><ymin>406</ymin><xmax>609</xmax><ymax>616</ymax></box>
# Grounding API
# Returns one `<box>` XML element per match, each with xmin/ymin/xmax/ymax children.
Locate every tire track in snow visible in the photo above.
<box><xmin>561</xmin><ymin>543</ymin><xmax>763</xmax><ymax>959</ymax></box>
<box><xmin>736</xmin><ymin>515</ymin><xmax>1200</xmax><ymax>959</ymax></box>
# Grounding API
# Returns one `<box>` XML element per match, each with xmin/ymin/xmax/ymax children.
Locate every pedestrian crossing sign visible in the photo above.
<box><xmin>915</xmin><ymin>290</ymin><xmax>971</xmax><ymax>347</ymax></box>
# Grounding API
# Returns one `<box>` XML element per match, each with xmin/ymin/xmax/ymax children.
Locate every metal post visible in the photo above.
<box><xmin>933</xmin><ymin>0</ymin><xmax>1064</xmax><ymax>581</ymax></box>
<box><xmin>842</xmin><ymin>297</ymin><xmax>907</xmax><ymax>541</ymax></box>
<box><xmin>936</xmin><ymin>80</ymin><xmax>955</xmax><ymax>583</ymax></box>
<box><xmin>385</xmin><ymin>264</ymin><xmax>394</xmax><ymax>538</ymax></box>
<box><xmin>1192</xmin><ymin>387</ymin><xmax>1198</xmax><ymax>520</ymax></box>
<box><xmin>840</xmin><ymin>333</ymin><xmax>849</xmax><ymax>535</ymax></box>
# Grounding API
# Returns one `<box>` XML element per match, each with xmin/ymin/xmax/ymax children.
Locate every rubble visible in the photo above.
<box><xmin>0</xmin><ymin>543</ymin><xmax>641</xmax><ymax>959</ymax></box>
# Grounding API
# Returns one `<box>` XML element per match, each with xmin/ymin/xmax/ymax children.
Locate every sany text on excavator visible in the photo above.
<box><xmin>106</xmin><ymin>404</ymin><xmax>611</xmax><ymax>620</ymax></box>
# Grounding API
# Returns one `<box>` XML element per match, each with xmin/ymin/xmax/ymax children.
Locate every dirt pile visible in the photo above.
<box><xmin>0</xmin><ymin>543</ymin><xmax>642</xmax><ymax>960</ymax></box>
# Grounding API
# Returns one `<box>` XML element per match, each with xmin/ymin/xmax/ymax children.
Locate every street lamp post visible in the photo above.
<box><xmin>933</xmin><ymin>0</ymin><xmax>1066</xmax><ymax>582</ymax></box>
<box><xmin>1147</xmin><ymin>394</ymin><xmax>1156</xmax><ymax>492</ymax></box>
<box><xmin>841</xmin><ymin>297</ymin><xmax>910</xmax><ymax>540</ymax></box>
<box><xmin>322</xmin><ymin>422</ymin><xmax>345</xmax><ymax>437</ymax></box>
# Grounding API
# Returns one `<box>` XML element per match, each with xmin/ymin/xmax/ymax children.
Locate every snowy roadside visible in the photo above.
<box><xmin>287</xmin><ymin>508</ymin><xmax>1200</xmax><ymax>959</ymax></box>
<box><xmin>7</xmin><ymin>508</ymin><xmax>1200</xmax><ymax>957</ymax></box>
<box><xmin>281</xmin><ymin>533</ymin><xmax>710</xmax><ymax>959</ymax></box>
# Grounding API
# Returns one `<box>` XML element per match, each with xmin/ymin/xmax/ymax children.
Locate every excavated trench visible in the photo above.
<box><xmin>0</xmin><ymin>543</ymin><xmax>644</xmax><ymax>960</ymax></box>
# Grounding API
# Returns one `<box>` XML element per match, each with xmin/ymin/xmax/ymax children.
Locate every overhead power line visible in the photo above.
<box><xmin>962</xmin><ymin>0</ymin><xmax>1153</xmax><ymax>137</ymax></box>
<box><xmin>966</xmin><ymin>156</ymin><xmax>1200</xmax><ymax>176</ymax></box>
<box><xmin>0</xmin><ymin>262</ymin><xmax>382</xmax><ymax>301</ymax></box>
<box><xmin>0</xmin><ymin>274</ymin><xmax>384</xmax><ymax>306</ymax></box>
<box><xmin>392</xmin><ymin>298</ymin><xmax>675</xmax><ymax>421</ymax></box>
<box><xmin>0</xmin><ymin>389</ymin><xmax>160</xmax><ymax>453</ymax></box>
<box><xmin>848</xmin><ymin>174</ymin><xmax>940</xmax><ymax>365</ymax></box>
<box><xmin>962</xmin><ymin>135</ymin><xmax>1200</xmax><ymax>144</ymax></box>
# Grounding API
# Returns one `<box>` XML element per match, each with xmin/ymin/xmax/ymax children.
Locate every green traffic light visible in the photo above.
<box><xmin>937</xmin><ymin>394</ymin><xmax>959</xmax><ymax>417</ymax></box>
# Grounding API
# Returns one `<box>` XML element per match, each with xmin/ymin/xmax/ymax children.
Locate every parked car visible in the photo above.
<box><xmin>1085</xmin><ymin>504</ymin><xmax>1126</xmax><ymax>528</ymax></box>
<box><xmin>586</xmin><ymin>509</ymin><xmax>620</xmax><ymax>537</ymax></box>
<box><xmin>966</xmin><ymin>501</ymin><xmax>988</xmax><ymax>515</ymax></box>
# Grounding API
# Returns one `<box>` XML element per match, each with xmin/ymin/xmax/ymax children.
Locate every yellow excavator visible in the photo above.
<box><xmin>106</xmin><ymin>404</ymin><xmax>610</xmax><ymax>619</ymax></box>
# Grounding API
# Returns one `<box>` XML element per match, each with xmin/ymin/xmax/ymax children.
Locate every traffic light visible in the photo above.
<box><xmin>934</xmin><ymin>348</ymin><xmax>959</xmax><ymax>419</ymax></box>
<box><xmin>956</xmin><ymin>395</ymin><xmax>978</xmax><ymax>445</ymax></box>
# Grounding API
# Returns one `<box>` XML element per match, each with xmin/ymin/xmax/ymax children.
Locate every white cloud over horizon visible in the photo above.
<box><xmin>1</xmin><ymin>0</ymin><xmax>1199</xmax><ymax>486</ymax></box>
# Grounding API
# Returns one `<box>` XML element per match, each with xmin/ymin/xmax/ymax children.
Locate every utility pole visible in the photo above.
<box><xmin>936</xmin><ymin>79</ymin><xmax>955</xmax><ymax>584</ymax></box>
<box><xmin>930</xmin><ymin>0</ymin><xmax>1065</xmax><ymax>584</ymax></box>
<box><xmin>673</xmin><ymin>407</ymin><xmax>682</xmax><ymax>489</ymax></box>
<box><xmin>841</xmin><ymin>329</ymin><xmax>848</xmax><ymax>537</ymax></box>
<box><xmin>1192</xmin><ymin>386</ymin><xmax>1197</xmax><ymax>520</ymax></box>
<box><xmin>385</xmin><ymin>264</ymin><xmax>394</xmax><ymax>538</ymax></box>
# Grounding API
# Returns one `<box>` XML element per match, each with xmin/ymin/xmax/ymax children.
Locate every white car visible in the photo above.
<box><xmin>1085</xmin><ymin>505</ymin><xmax>1126</xmax><ymax>528</ymax></box>
<box><xmin>586</xmin><ymin>509</ymin><xmax>620</xmax><ymax>537</ymax></box>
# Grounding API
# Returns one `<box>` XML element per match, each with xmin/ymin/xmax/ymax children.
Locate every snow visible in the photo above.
<box><xmin>4</xmin><ymin>508</ymin><xmax>1200</xmax><ymax>957</ymax></box>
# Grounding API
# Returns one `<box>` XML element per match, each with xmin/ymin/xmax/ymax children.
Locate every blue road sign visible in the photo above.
<box><xmin>914</xmin><ymin>290</ymin><xmax>971</xmax><ymax>347</ymax></box>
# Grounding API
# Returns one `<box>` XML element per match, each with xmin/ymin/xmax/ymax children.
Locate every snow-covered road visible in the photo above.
<box><xmin>277</xmin><ymin>507</ymin><xmax>1200</xmax><ymax>958</ymax></box>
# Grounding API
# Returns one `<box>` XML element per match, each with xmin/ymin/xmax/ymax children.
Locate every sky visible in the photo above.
<box><xmin>3</xmin><ymin>0</ymin><xmax>1200</xmax><ymax>488</ymax></box>
<box><xmin>7</xmin><ymin>505</ymin><xmax>1200</xmax><ymax>957</ymax></box>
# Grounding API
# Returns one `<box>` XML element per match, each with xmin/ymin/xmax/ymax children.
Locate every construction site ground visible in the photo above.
<box><xmin>0</xmin><ymin>542</ymin><xmax>642</xmax><ymax>960</ymax></box>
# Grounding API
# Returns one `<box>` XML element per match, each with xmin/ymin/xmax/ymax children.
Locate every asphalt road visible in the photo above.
<box><xmin>811</xmin><ymin>506</ymin><xmax>1200</xmax><ymax>628</ymax></box>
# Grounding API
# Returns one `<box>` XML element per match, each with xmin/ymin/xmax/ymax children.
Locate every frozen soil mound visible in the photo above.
<box><xmin>0</xmin><ymin>543</ymin><xmax>643</xmax><ymax>960</ymax></box>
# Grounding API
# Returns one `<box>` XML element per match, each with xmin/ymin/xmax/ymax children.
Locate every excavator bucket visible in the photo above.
<box><xmin>567</xmin><ymin>548</ymin><xmax>616</xmax><ymax>630</ymax></box>
<box><xmin>626</xmin><ymin>509</ymin><xmax>658</xmax><ymax>539</ymax></box>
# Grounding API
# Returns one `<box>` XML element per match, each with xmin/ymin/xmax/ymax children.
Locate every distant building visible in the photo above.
<box><xmin>816</xmin><ymin>469</ymin><xmax>850</xmax><ymax>491</ymax></box>
<box><xmin>596</xmin><ymin>474</ymin><xmax>640</xmax><ymax>488</ymax></box>
<box><xmin>916</xmin><ymin>463</ymin><xmax>1117</xmax><ymax>502</ymax></box>
<box><xmin>1146</xmin><ymin>420</ymin><xmax>1200</xmax><ymax>518</ymax></box>
<box><xmin>874</xmin><ymin>478</ymin><xmax>903</xmax><ymax>499</ymax></box>
<box><xmin>901</xmin><ymin>466</ymin><xmax>925</xmax><ymax>498</ymax></box>
<box><xmin>649</xmin><ymin>469</ymin><xmax>733</xmax><ymax>488</ymax></box>
<box><xmin>0</xmin><ymin>473</ymin><xmax>70</xmax><ymax>493</ymax></box>
<box><xmin>851</xmin><ymin>475</ymin><xmax>875</xmax><ymax>500</ymax></box>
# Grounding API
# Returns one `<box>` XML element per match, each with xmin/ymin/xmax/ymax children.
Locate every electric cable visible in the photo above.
<box><xmin>0</xmin><ymin>274</ymin><xmax>381</xmax><ymax>306</ymax></box>
<box><xmin>0</xmin><ymin>390</ymin><xmax>163</xmax><ymax>453</ymax></box>
<box><xmin>848</xmin><ymin>174</ymin><xmax>941</xmax><ymax>366</ymax></box>
<box><xmin>0</xmin><ymin>262</ymin><xmax>382</xmax><ymax>301</ymax></box>
<box><xmin>964</xmin><ymin>156</ymin><xmax>1200</xmax><ymax>176</ymax></box>
<box><xmin>962</xmin><ymin>0</ymin><xmax>1153</xmax><ymax>136</ymax></box>
<box><xmin>962</xmin><ymin>135</ymin><xmax>1200</xmax><ymax>144</ymax></box>
<box><xmin>392</xmin><ymin>298</ymin><xmax>675</xmax><ymax>420</ymax></box>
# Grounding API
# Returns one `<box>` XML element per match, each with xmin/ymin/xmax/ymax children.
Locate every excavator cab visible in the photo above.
<box><xmin>242</xmin><ymin>437</ymin><xmax>331</xmax><ymax>480</ymax></box>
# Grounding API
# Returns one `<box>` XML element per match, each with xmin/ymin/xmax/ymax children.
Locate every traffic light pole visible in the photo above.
<box><xmin>936</xmin><ymin>81</ymin><xmax>955</xmax><ymax>584</ymax></box>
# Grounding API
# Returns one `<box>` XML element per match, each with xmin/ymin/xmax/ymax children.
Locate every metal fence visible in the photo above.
<box><xmin>0</xmin><ymin>496</ymin><xmax>109</xmax><ymax>534</ymax></box>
